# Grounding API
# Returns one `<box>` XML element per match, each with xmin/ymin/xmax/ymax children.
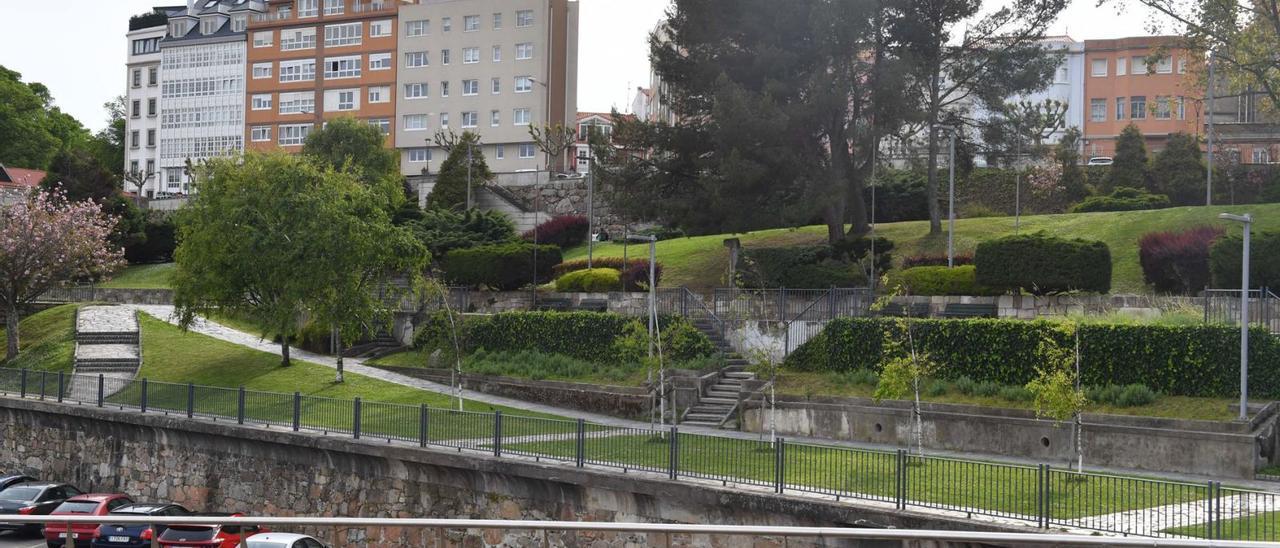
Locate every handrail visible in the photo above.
<box><xmin>681</xmin><ymin>287</ymin><xmax>724</xmax><ymax>338</ymax></box>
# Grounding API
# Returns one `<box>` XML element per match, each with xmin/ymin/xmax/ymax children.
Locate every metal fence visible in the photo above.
<box><xmin>1</xmin><ymin>368</ymin><xmax>1275</xmax><ymax>540</ymax></box>
<box><xmin>712</xmin><ymin>288</ymin><xmax>874</xmax><ymax>323</ymax></box>
<box><xmin>1205</xmin><ymin>288</ymin><xmax>1279</xmax><ymax>335</ymax></box>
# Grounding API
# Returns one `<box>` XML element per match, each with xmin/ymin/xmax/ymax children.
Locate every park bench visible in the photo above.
<box><xmin>577</xmin><ymin>299</ymin><xmax>609</xmax><ymax>312</ymax></box>
<box><xmin>942</xmin><ymin>303</ymin><xmax>998</xmax><ymax>318</ymax></box>
<box><xmin>533</xmin><ymin>298</ymin><xmax>571</xmax><ymax>311</ymax></box>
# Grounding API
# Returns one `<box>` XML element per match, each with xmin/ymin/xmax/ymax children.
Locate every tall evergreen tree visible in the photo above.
<box><xmin>428</xmin><ymin>131</ymin><xmax>492</xmax><ymax>211</ymax></box>
<box><xmin>1106</xmin><ymin>124</ymin><xmax>1149</xmax><ymax>192</ymax></box>
<box><xmin>1150</xmin><ymin>132</ymin><xmax>1205</xmax><ymax>206</ymax></box>
<box><xmin>1055</xmin><ymin>127</ymin><xmax>1088</xmax><ymax>203</ymax></box>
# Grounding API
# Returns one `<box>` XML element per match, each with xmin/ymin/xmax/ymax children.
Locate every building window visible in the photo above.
<box><xmin>1130</xmin><ymin>96</ymin><xmax>1147</xmax><ymax>119</ymax></box>
<box><xmin>463</xmin><ymin>47</ymin><xmax>480</xmax><ymax>64</ymax></box>
<box><xmin>251</xmin><ymin>126</ymin><xmax>272</xmax><ymax>142</ymax></box>
<box><xmin>324</xmin><ymin>56</ymin><xmax>362</xmax><ymax>79</ymax></box>
<box><xmin>493</xmin><ymin>12</ymin><xmax>503</xmax><ymax>29</ymax></box>
<box><xmin>252</xmin><ymin>94</ymin><xmax>273</xmax><ymax>111</ymax></box>
<box><xmin>1116</xmin><ymin>56</ymin><xmax>1126</xmax><ymax>76</ymax></box>
<box><xmin>1177</xmin><ymin>58</ymin><xmax>1187</xmax><ymax>74</ymax></box>
<box><xmin>298</xmin><ymin>0</ymin><xmax>319</xmax><ymax>18</ymax></box>
<box><xmin>1253</xmin><ymin>147</ymin><xmax>1270</xmax><ymax>164</ymax></box>
<box><xmin>491</xmin><ymin>110</ymin><xmax>500</xmax><ymax>126</ymax></box>
<box><xmin>281</xmin><ymin>27</ymin><xmax>317</xmax><ymax>50</ymax></box>
<box><xmin>493</xmin><ymin>46</ymin><xmax>502</xmax><ymax>62</ymax></box>
<box><xmin>1090</xmin><ymin>58</ymin><xmax>1107</xmax><ymax>77</ymax></box>
<box><xmin>1116</xmin><ymin>97</ymin><xmax>1125</xmax><ymax>120</ymax></box>
<box><xmin>325</xmin><ymin>22</ymin><xmax>362</xmax><ymax>47</ymax></box>
<box><xmin>231</xmin><ymin>16</ymin><xmax>246</xmax><ymax>33</ymax></box>
<box><xmin>148</xmin><ymin>67</ymin><xmax>158</xmax><ymax>86</ymax></box>
<box><xmin>515</xmin><ymin>76</ymin><xmax>533</xmax><ymax>93</ymax></box>
<box><xmin>405</xmin><ymin>20</ymin><xmax>428</xmax><ymax>37</ymax></box>
<box><xmin>370</xmin><ymin>20</ymin><xmax>392</xmax><ymax>37</ymax></box>
<box><xmin>408</xmin><ymin>148</ymin><xmax>430</xmax><ymax>162</ymax></box>
<box><xmin>279</xmin><ymin>124</ymin><xmax>313</xmax><ymax>146</ymax></box>
<box><xmin>132</xmin><ymin>37</ymin><xmax>161</xmax><ymax>55</ymax></box>
<box><xmin>130</xmin><ymin>130</ymin><xmax>140</xmax><ymax>148</ymax></box>
<box><xmin>324</xmin><ymin>0</ymin><xmax>344</xmax><ymax>16</ymax></box>
<box><xmin>130</xmin><ymin>160</ymin><xmax>140</xmax><ymax>175</ymax></box>
<box><xmin>253</xmin><ymin>63</ymin><xmax>273</xmax><ymax>79</ymax></box>
<box><xmin>441</xmin><ymin>81</ymin><xmax>450</xmax><ymax>97</ymax></box>
<box><xmin>442</xmin><ymin>17</ymin><xmax>451</xmax><ymax>32</ymax></box>
<box><xmin>166</xmin><ymin>168</ymin><xmax>182</xmax><ymax>185</ymax></box>
<box><xmin>279</xmin><ymin>60</ymin><xmax>317</xmax><ymax>82</ymax></box>
<box><xmin>1131</xmin><ymin>56</ymin><xmax>1147</xmax><ymax>75</ymax></box>
<box><xmin>147</xmin><ymin>98</ymin><xmax>157</xmax><ymax>117</ymax></box>
<box><xmin>1154</xmin><ymin>96</ymin><xmax>1171</xmax><ymax>119</ymax></box>
<box><xmin>519</xmin><ymin>143</ymin><xmax>536</xmax><ymax>158</ymax></box>
<box><xmin>516</xmin><ymin>43</ymin><xmax>533</xmax><ymax>60</ymax></box>
<box><xmin>131</xmin><ymin>100</ymin><xmax>141</xmax><ymax>118</ymax></box>
<box><xmin>253</xmin><ymin>31</ymin><xmax>274</xmax><ymax>47</ymax></box>
<box><xmin>491</xmin><ymin>77</ymin><xmax>501</xmax><ymax>94</ymax></box>
<box><xmin>1177</xmin><ymin>96</ymin><xmax>1186</xmax><ymax>120</ymax></box>
<box><xmin>201</xmin><ymin>18</ymin><xmax>221</xmax><ymax>35</ymax></box>
<box><xmin>1155</xmin><ymin>56</ymin><xmax>1173</xmax><ymax>74</ymax></box>
<box><xmin>514</xmin><ymin>108</ymin><xmax>531</xmax><ymax>125</ymax></box>
<box><xmin>441</xmin><ymin>49</ymin><xmax>451</xmax><ymax>64</ymax></box>
<box><xmin>462</xmin><ymin>79</ymin><xmax>479</xmax><ymax>95</ymax></box>
<box><xmin>440</xmin><ymin>113</ymin><xmax>449</xmax><ymax>128</ymax></box>
<box><xmin>279</xmin><ymin>92</ymin><xmax>315</xmax><ymax>114</ymax></box>
<box><xmin>1089</xmin><ymin>99</ymin><xmax>1105</xmax><ymax>122</ymax></box>
<box><xmin>147</xmin><ymin>129</ymin><xmax>156</xmax><ymax>147</ymax></box>
<box><xmin>370</xmin><ymin>118</ymin><xmax>390</xmax><ymax>135</ymax></box>
<box><xmin>517</xmin><ymin>10</ymin><xmax>534</xmax><ymax>27</ymax></box>
<box><xmin>368</xmin><ymin>86</ymin><xmax>390</xmax><ymax>103</ymax></box>
<box><xmin>403</xmin><ymin>114</ymin><xmax>427</xmax><ymax>131</ymax></box>
<box><xmin>132</xmin><ymin>69</ymin><xmax>141</xmax><ymax>88</ymax></box>
<box><xmin>404</xmin><ymin>83</ymin><xmax>429</xmax><ymax>99</ymax></box>
<box><xmin>464</xmin><ymin>15</ymin><xmax>480</xmax><ymax>32</ymax></box>
<box><xmin>495</xmin><ymin>144</ymin><xmax>504</xmax><ymax>159</ymax></box>
<box><xmin>325</xmin><ymin>89</ymin><xmax>357</xmax><ymax>111</ymax></box>
<box><xmin>145</xmin><ymin>159</ymin><xmax>154</xmax><ymax>175</ymax></box>
<box><xmin>461</xmin><ymin>111</ymin><xmax>479</xmax><ymax>128</ymax></box>
<box><xmin>369</xmin><ymin>53</ymin><xmax>392</xmax><ymax>70</ymax></box>
<box><xmin>405</xmin><ymin>51</ymin><xmax>429</xmax><ymax>68</ymax></box>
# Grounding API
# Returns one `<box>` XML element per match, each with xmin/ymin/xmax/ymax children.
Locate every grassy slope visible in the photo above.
<box><xmin>0</xmin><ymin>304</ymin><xmax>78</xmax><ymax>372</ymax></box>
<box><xmin>566</xmin><ymin>203</ymin><xmax>1280</xmax><ymax>291</ymax></box>
<box><xmin>100</xmin><ymin>263</ymin><xmax>175</xmax><ymax>289</ymax></box>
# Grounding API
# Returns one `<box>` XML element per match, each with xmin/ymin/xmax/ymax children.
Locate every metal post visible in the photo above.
<box><xmin>1207</xmin><ymin>51</ymin><xmax>1215</xmax><ymax>206</ymax></box>
<box><xmin>1043</xmin><ymin>464</ymin><xmax>1052</xmax><ymax>527</ymax></box>
<box><xmin>187</xmin><ymin>383</ymin><xmax>195</xmax><ymax>419</ymax></box>
<box><xmin>1240</xmin><ymin>220</ymin><xmax>1251</xmax><ymax>421</ymax></box>
<box><xmin>587</xmin><ymin>150</ymin><xmax>594</xmax><ymax>269</ymax></box>
<box><xmin>668</xmin><ymin>427</ymin><xmax>679</xmax><ymax>480</ymax></box>
<box><xmin>292</xmin><ymin>392</ymin><xmax>301</xmax><ymax>432</ymax></box>
<box><xmin>575</xmin><ymin>418</ymin><xmax>585</xmax><ymax>467</ymax></box>
<box><xmin>1015</xmin><ymin>138</ymin><xmax>1022</xmax><ymax>232</ymax></box>
<box><xmin>140</xmin><ymin>379</ymin><xmax>148</xmax><ymax>413</ymax></box>
<box><xmin>97</xmin><ymin>374</ymin><xmax>104</xmax><ymax>407</ymax></box>
<box><xmin>419</xmin><ymin>404</ymin><xmax>429</xmax><ymax>448</ymax></box>
<box><xmin>56</xmin><ymin>372</ymin><xmax>63</xmax><ymax>403</ymax></box>
<box><xmin>19</xmin><ymin>369</ymin><xmax>26</xmax><ymax>398</ymax></box>
<box><xmin>353</xmin><ymin>397</ymin><xmax>362</xmax><ymax>439</ymax></box>
<box><xmin>493</xmin><ymin>410</ymin><xmax>503</xmax><ymax>457</ymax></box>
<box><xmin>39</xmin><ymin>370</ymin><xmax>46</xmax><ymax>400</ymax></box>
<box><xmin>466</xmin><ymin>143</ymin><xmax>473</xmax><ymax>210</ymax></box>
<box><xmin>895</xmin><ymin>449</ymin><xmax>906</xmax><ymax>510</ymax></box>
<box><xmin>948</xmin><ymin>130</ymin><xmax>956</xmax><ymax>268</ymax></box>
<box><xmin>237</xmin><ymin>387</ymin><xmax>246</xmax><ymax>425</ymax></box>
<box><xmin>1037</xmin><ymin>464</ymin><xmax>1047</xmax><ymax>528</ymax></box>
<box><xmin>774</xmin><ymin>438</ymin><xmax>786</xmax><ymax>494</ymax></box>
<box><xmin>1206</xmin><ymin>481</ymin><xmax>1216</xmax><ymax>539</ymax></box>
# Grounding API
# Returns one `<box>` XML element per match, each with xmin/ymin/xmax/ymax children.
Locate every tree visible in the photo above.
<box><xmin>90</xmin><ymin>96</ymin><xmax>127</xmax><ymax>180</ymax></box>
<box><xmin>528</xmin><ymin>123</ymin><xmax>577</xmax><ymax>173</ymax></box>
<box><xmin>408</xmin><ymin>208</ymin><xmax>517</xmax><ymax>258</ymax></box>
<box><xmin>427</xmin><ymin>131</ymin><xmax>491</xmax><ymax>210</ymax></box>
<box><xmin>1025</xmin><ymin>323</ymin><xmax>1087</xmax><ymax>473</ymax></box>
<box><xmin>174</xmin><ymin>152</ymin><xmax>406</xmax><ymax>367</ymax></box>
<box><xmin>871</xmin><ymin>285</ymin><xmax>933</xmax><ymax>458</ymax></box>
<box><xmin>301</xmin><ymin>116</ymin><xmax>403</xmax><ymax>209</ymax></box>
<box><xmin>1105</xmin><ymin>124</ymin><xmax>1149</xmax><ymax>192</ymax></box>
<box><xmin>0</xmin><ymin>66</ymin><xmax>75</xmax><ymax>170</ymax></box>
<box><xmin>602</xmin><ymin>0</ymin><xmax>914</xmax><ymax>243</ymax></box>
<box><xmin>0</xmin><ymin>190</ymin><xmax>123</xmax><ymax>359</ymax></box>
<box><xmin>1056</xmin><ymin>127</ymin><xmax>1089</xmax><ymax>202</ymax></box>
<box><xmin>1150</xmin><ymin>132</ymin><xmax>1206</xmax><ymax>205</ymax></box>
<box><xmin>40</xmin><ymin>147</ymin><xmax>118</xmax><ymax>204</ymax></box>
<box><xmin>980</xmin><ymin>99</ymin><xmax>1068</xmax><ymax>166</ymax></box>
<box><xmin>895</xmin><ymin>0</ymin><xmax>1068</xmax><ymax>234</ymax></box>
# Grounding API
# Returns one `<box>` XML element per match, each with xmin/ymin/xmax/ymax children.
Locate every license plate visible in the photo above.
<box><xmin>108</xmin><ymin>536</ymin><xmax>130</xmax><ymax>543</ymax></box>
<box><xmin>58</xmin><ymin>532</ymin><xmax>78</xmax><ymax>538</ymax></box>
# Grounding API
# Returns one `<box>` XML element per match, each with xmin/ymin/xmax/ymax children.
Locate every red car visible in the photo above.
<box><xmin>157</xmin><ymin>513</ymin><xmax>267</xmax><ymax>548</ymax></box>
<box><xmin>43</xmin><ymin>494</ymin><xmax>134</xmax><ymax>548</ymax></box>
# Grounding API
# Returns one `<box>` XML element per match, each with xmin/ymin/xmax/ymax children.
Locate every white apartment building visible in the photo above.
<box><xmin>124</xmin><ymin>22</ymin><xmax>166</xmax><ymax>197</ymax></box>
<box><xmin>395</xmin><ymin>0</ymin><xmax>579</xmax><ymax>176</ymax></box>
<box><xmin>1008</xmin><ymin>36</ymin><xmax>1085</xmax><ymax>146</ymax></box>
<box><xmin>155</xmin><ymin>0</ymin><xmax>265</xmax><ymax>194</ymax></box>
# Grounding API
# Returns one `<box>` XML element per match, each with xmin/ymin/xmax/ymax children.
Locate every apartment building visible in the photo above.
<box><xmin>395</xmin><ymin>0</ymin><xmax>579</xmax><ymax>175</ymax></box>
<box><xmin>155</xmin><ymin>0</ymin><xmax>266</xmax><ymax>194</ymax></box>
<box><xmin>1082</xmin><ymin>36</ymin><xmax>1202</xmax><ymax>159</ymax></box>
<box><xmin>124</xmin><ymin>17</ymin><xmax>166</xmax><ymax>197</ymax></box>
<box><xmin>245</xmin><ymin>0</ymin><xmax>412</xmax><ymax>153</ymax></box>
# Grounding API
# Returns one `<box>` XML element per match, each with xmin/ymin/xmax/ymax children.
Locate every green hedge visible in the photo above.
<box><xmin>1210</xmin><ymin>230</ymin><xmax>1280</xmax><ymax>289</ymax></box>
<box><xmin>888</xmin><ymin>265</ymin><xmax>998</xmax><ymax>296</ymax></box>
<box><xmin>785</xmin><ymin>318</ymin><xmax>1280</xmax><ymax>398</ymax></box>
<box><xmin>1070</xmin><ymin>187</ymin><xmax>1171</xmax><ymax>213</ymax></box>
<box><xmin>555</xmin><ymin>268</ymin><xmax>623</xmax><ymax>292</ymax></box>
<box><xmin>441</xmin><ymin>242</ymin><xmax>562</xmax><ymax>290</ymax></box>
<box><xmin>975</xmin><ymin>232</ymin><xmax>1111</xmax><ymax>295</ymax></box>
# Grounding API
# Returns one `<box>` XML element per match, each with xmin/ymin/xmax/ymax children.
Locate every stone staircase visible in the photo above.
<box><xmin>343</xmin><ymin>332</ymin><xmax>403</xmax><ymax>359</ymax></box>
<box><xmin>682</xmin><ymin>318</ymin><xmax>756</xmax><ymax>429</ymax></box>
<box><xmin>475</xmin><ymin>187</ymin><xmax>540</xmax><ymax>233</ymax></box>
<box><xmin>69</xmin><ymin>306</ymin><xmax>141</xmax><ymax>401</ymax></box>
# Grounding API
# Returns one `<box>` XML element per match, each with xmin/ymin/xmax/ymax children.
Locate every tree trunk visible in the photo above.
<box><xmin>823</xmin><ymin>203</ymin><xmax>846</xmax><ymax>244</ymax></box>
<box><xmin>280</xmin><ymin>337</ymin><xmax>291</xmax><ymax>367</ymax></box>
<box><xmin>926</xmin><ymin>124</ymin><xmax>943</xmax><ymax>234</ymax></box>
<box><xmin>5</xmin><ymin>303</ymin><xmax>18</xmax><ymax>361</ymax></box>
<box><xmin>335</xmin><ymin>329</ymin><xmax>345</xmax><ymax>384</ymax></box>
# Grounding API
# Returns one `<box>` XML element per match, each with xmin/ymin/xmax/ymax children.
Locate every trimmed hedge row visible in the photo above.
<box><xmin>975</xmin><ymin>232</ymin><xmax>1111</xmax><ymax>295</ymax></box>
<box><xmin>786</xmin><ymin>317</ymin><xmax>1280</xmax><ymax>398</ymax></box>
<box><xmin>888</xmin><ymin>265</ymin><xmax>999</xmax><ymax>296</ymax></box>
<box><xmin>441</xmin><ymin>242</ymin><xmax>562</xmax><ymax>290</ymax></box>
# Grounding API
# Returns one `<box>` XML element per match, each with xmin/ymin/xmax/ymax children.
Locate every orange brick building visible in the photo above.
<box><xmin>244</xmin><ymin>0</ymin><xmax>413</xmax><ymax>152</ymax></box>
<box><xmin>1081</xmin><ymin>36</ymin><xmax>1204</xmax><ymax>159</ymax></box>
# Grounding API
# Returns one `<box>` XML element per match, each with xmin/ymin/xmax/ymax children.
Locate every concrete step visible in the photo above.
<box><xmin>74</xmin><ymin>363</ymin><xmax>140</xmax><ymax>373</ymax></box>
<box><xmin>724</xmin><ymin>372</ymin><xmax>753</xmax><ymax>379</ymax></box>
<box><xmin>683</xmin><ymin>414</ymin><xmax>725</xmax><ymax>423</ymax></box>
<box><xmin>77</xmin><ymin>333</ymin><xmax>139</xmax><ymax>345</ymax></box>
<box><xmin>688</xmin><ymin>404</ymin><xmax>732</xmax><ymax>413</ymax></box>
<box><xmin>681</xmin><ymin>420</ymin><xmax>720</xmax><ymax>427</ymax></box>
<box><xmin>714</xmin><ymin>380</ymin><xmax>742</xmax><ymax>388</ymax></box>
<box><xmin>707</xmin><ymin>390</ymin><xmax>737</xmax><ymax>399</ymax></box>
<box><xmin>699</xmin><ymin>397</ymin><xmax>736</xmax><ymax>405</ymax></box>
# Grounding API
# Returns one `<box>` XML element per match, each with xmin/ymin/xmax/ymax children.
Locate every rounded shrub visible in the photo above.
<box><xmin>902</xmin><ymin>254</ymin><xmax>973</xmax><ymax>268</ymax></box>
<box><xmin>1070</xmin><ymin>187</ymin><xmax>1171</xmax><ymax>213</ymax></box>
<box><xmin>1138</xmin><ymin>226</ymin><xmax>1223</xmax><ymax>294</ymax></box>
<box><xmin>1115</xmin><ymin>384</ymin><xmax>1158</xmax><ymax>407</ymax></box>
<box><xmin>523</xmin><ymin>215</ymin><xmax>589</xmax><ymax>249</ymax></box>
<box><xmin>975</xmin><ymin>231</ymin><xmax>1111</xmax><ymax>294</ymax></box>
<box><xmin>973</xmin><ymin>381</ymin><xmax>1001</xmax><ymax>397</ymax></box>
<box><xmin>553</xmin><ymin>258</ymin><xmax>663</xmax><ymax>291</ymax></box>
<box><xmin>441</xmin><ymin>242</ymin><xmax>562</xmax><ymax>290</ymax></box>
<box><xmin>555</xmin><ymin>268</ymin><xmax>623</xmax><ymax>292</ymax></box>
<box><xmin>889</xmin><ymin>265</ymin><xmax>998</xmax><ymax>296</ymax></box>
<box><xmin>953</xmin><ymin>376</ymin><xmax>978</xmax><ymax>396</ymax></box>
<box><xmin>1210</xmin><ymin>230</ymin><xmax>1280</xmax><ymax>289</ymax></box>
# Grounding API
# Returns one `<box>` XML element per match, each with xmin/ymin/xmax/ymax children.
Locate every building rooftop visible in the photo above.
<box><xmin>0</xmin><ymin>165</ymin><xmax>46</xmax><ymax>189</ymax></box>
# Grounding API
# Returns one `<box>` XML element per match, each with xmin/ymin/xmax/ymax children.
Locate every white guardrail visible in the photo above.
<box><xmin>4</xmin><ymin>516</ymin><xmax>1279</xmax><ymax>547</ymax></box>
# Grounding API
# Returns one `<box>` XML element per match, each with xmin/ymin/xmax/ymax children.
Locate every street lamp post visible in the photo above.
<box><xmin>1207</xmin><ymin>51</ymin><xmax>1216</xmax><ymax>206</ymax></box>
<box><xmin>466</xmin><ymin>141</ymin><xmax>473</xmax><ymax>210</ymax></box>
<box><xmin>1219</xmin><ymin>212</ymin><xmax>1253</xmax><ymax>421</ymax></box>
<box><xmin>586</xmin><ymin>147</ymin><xmax>594</xmax><ymax>269</ymax></box>
<box><xmin>933</xmin><ymin>125</ymin><xmax>958</xmax><ymax>267</ymax></box>
<box><xmin>628</xmin><ymin>234</ymin><xmax>660</xmax><ymax>424</ymax></box>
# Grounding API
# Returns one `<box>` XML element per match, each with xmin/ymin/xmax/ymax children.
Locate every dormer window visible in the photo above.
<box><xmin>169</xmin><ymin>21</ymin><xmax>187</xmax><ymax>37</ymax></box>
<box><xmin>201</xmin><ymin>18</ymin><xmax>221</xmax><ymax>35</ymax></box>
<box><xmin>231</xmin><ymin>16</ymin><xmax>247</xmax><ymax>32</ymax></box>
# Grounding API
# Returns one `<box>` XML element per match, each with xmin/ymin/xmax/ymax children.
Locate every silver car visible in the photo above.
<box><xmin>245</xmin><ymin>532</ymin><xmax>328</xmax><ymax>548</ymax></box>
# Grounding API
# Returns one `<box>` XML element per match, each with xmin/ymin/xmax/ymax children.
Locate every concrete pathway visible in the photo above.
<box><xmin>76</xmin><ymin>305</ymin><xmax>138</xmax><ymax>334</ymax></box>
<box><xmin>71</xmin><ymin>306</ymin><xmax>141</xmax><ymax>401</ymax></box>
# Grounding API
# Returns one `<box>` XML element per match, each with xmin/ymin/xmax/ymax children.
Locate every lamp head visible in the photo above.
<box><xmin>1219</xmin><ymin>213</ymin><xmax>1253</xmax><ymax>224</ymax></box>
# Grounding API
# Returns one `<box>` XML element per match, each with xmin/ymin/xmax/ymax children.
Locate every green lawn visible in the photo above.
<box><xmin>100</xmin><ymin>263</ymin><xmax>174</xmax><ymax>289</ymax></box>
<box><xmin>367</xmin><ymin>349</ymin><xmax>651</xmax><ymax>386</ymax></box>
<box><xmin>566</xmin><ymin>203</ymin><xmax>1280</xmax><ymax>291</ymax></box>
<box><xmin>0</xmin><ymin>304</ymin><xmax>78</xmax><ymax>373</ymax></box>
<box><xmin>1163</xmin><ymin>510</ymin><xmax>1280</xmax><ymax>540</ymax></box>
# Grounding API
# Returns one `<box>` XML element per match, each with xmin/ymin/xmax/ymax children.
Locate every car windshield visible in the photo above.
<box><xmin>0</xmin><ymin>487</ymin><xmax>41</xmax><ymax>501</ymax></box>
<box><xmin>53</xmin><ymin>501</ymin><xmax>100</xmax><ymax>514</ymax></box>
<box><xmin>159</xmin><ymin>525</ymin><xmax>216</xmax><ymax>541</ymax></box>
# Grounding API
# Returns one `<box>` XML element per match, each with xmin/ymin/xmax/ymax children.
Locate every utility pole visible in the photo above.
<box><xmin>466</xmin><ymin>141</ymin><xmax>473</xmax><ymax>210</ymax></box>
<box><xmin>587</xmin><ymin>146</ymin><xmax>594</xmax><ymax>269</ymax></box>
<box><xmin>1207</xmin><ymin>50</ymin><xmax>1216</xmax><ymax>206</ymax></box>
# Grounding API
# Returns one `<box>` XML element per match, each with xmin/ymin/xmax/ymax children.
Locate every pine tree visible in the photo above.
<box><xmin>1150</xmin><ymin>132</ymin><xmax>1205</xmax><ymax>206</ymax></box>
<box><xmin>1105</xmin><ymin>124</ymin><xmax>1148</xmax><ymax>192</ymax></box>
<box><xmin>1056</xmin><ymin>127</ymin><xmax>1088</xmax><ymax>203</ymax></box>
<box><xmin>428</xmin><ymin>131</ymin><xmax>493</xmax><ymax>211</ymax></box>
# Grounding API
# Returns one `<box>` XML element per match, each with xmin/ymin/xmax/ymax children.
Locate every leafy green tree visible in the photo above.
<box><xmin>1025</xmin><ymin>323</ymin><xmax>1087</xmax><ymax>473</ymax></box>
<box><xmin>1105</xmin><ymin>124</ymin><xmax>1148</xmax><ymax>192</ymax></box>
<box><xmin>427</xmin><ymin>131</ymin><xmax>491</xmax><ymax>210</ymax></box>
<box><xmin>1055</xmin><ymin>127</ymin><xmax>1088</xmax><ymax>202</ymax></box>
<box><xmin>408</xmin><ymin>208</ymin><xmax>517</xmax><ymax>258</ymax></box>
<box><xmin>1150</xmin><ymin>132</ymin><xmax>1205</xmax><ymax>206</ymax></box>
<box><xmin>39</xmin><ymin>147</ymin><xmax>117</xmax><ymax>204</ymax></box>
<box><xmin>301</xmin><ymin>116</ymin><xmax>403</xmax><ymax>209</ymax></box>
<box><xmin>0</xmin><ymin>66</ymin><xmax>75</xmax><ymax>170</ymax></box>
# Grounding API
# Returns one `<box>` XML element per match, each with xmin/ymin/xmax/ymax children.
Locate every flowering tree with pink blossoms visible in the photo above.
<box><xmin>0</xmin><ymin>190</ymin><xmax>123</xmax><ymax>360</ymax></box>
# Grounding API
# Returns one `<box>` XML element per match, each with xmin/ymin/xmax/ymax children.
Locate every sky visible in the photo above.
<box><xmin>0</xmin><ymin>0</ymin><xmax>1166</xmax><ymax>133</ymax></box>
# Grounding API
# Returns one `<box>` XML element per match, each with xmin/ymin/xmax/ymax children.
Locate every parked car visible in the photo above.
<box><xmin>0</xmin><ymin>482</ymin><xmax>84</xmax><ymax>534</ymax></box>
<box><xmin>43</xmin><ymin>494</ymin><xmax>134</xmax><ymax>548</ymax></box>
<box><xmin>1087</xmin><ymin>156</ymin><xmax>1114</xmax><ymax>166</ymax></box>
<box><xmin>245</xmin><ymin>533</ymin><xmax>328</xmax><ymax>548</ymax></box>
<box><xmin>157</xmin><ymin>514</ymin><xmax>266</xmax><ymax>548</ymax></box>
<box><xmin>0</xmin><ymin>475</ymin><xmax>37</xmax><ymax>492</ymax></box>
<box><xmin>90</xmin><ymin>503</ymin><xmax>192</xmax><ymax>548</ymax></box>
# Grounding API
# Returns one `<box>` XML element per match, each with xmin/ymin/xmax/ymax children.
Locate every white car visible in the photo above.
<box><xmin>1087</xmin><ymin>156</ymin><xmax>1114</xmax><ymax>166</ymax></box>
<box><xmin>245</xmin><ymin>532</ymin><xmax>328</xmax><ymax>548</ymax></box>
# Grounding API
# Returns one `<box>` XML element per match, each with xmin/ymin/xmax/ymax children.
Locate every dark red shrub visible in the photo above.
<box><xmin>522</xmin><ymin>215</ymin><xmax>589</xmax><ymax>249</ymax></box>
<box><xmin>1138</xmin><ymin>225</ymin><xmax>1224</xmax><ymax>294</ymax></box>
<box><xmin>553</xmin><ymin>257</ymin><xmax>663</xmax><ymax>291</ymax></box>
<box><xmin>902</xmin><ymin>254</ymin><xmax>973</xmax><ymax>268</ymax></box>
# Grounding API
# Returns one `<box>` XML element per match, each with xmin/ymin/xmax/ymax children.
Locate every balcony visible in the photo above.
<box><xmin>250</xmin><ymin>2</ymin><xmax>393</xmax><ymax>25</ymax></box>
<box><xmin>352</xmin><ymin>2</ymin><xmax>394</xmax><ymax>14</ymax></box>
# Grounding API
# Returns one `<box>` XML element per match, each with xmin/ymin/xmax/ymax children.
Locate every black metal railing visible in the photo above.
<box><xmin>0</xmin><ymin>368</ymin><xmax>1271</xmax><ymax>540</ymax></box>
<box><xmin>1205</xmin><ymin>288</ymin><xmax>1278</xmax><ymax>335</ymax></box>
<box><xmin>713</xmin><ymin>288</ymin><xmax>874</xmax><ymax>323</ymax></box>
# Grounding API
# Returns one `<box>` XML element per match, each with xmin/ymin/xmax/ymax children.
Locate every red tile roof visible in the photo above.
<box><xmin>0</xmin><ymin>166</ymin><xmax>46</xmax><ymax>188</ymax></box>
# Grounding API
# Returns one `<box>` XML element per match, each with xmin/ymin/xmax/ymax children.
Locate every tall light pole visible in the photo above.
<box><xmin>1219</xmin><ymin>212</ymin><xmax>1253</xmax><ymax>421</ymax></box>
<box><xmin>1207</xmin><ymin>51</ymin><xmax>1216</xmax><ymax>206</ymax></box>
<box><xmin>933</xmin><ymin>125</ymin><xmax>958</xmax><ymax>267</ymax></box>
<box><xmin>586</xmin><ymin>144</ymin><xmax>594</xmax><ymax>269</ymax></box>
<box><xmin>465</xmin><ymin>141</ymin><xmax>474</xmax><ymax>210</ymax></box>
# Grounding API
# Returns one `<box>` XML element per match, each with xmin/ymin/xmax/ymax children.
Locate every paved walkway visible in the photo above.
<box><xmin>71</xmin><ymin>306</ymin><xmax>141</xmax><ymax>401</ymax></box>
<box><xmin>77</xmin><ymin>305</ymin><xmax>137</xmax><ymax>333</ymax></box>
